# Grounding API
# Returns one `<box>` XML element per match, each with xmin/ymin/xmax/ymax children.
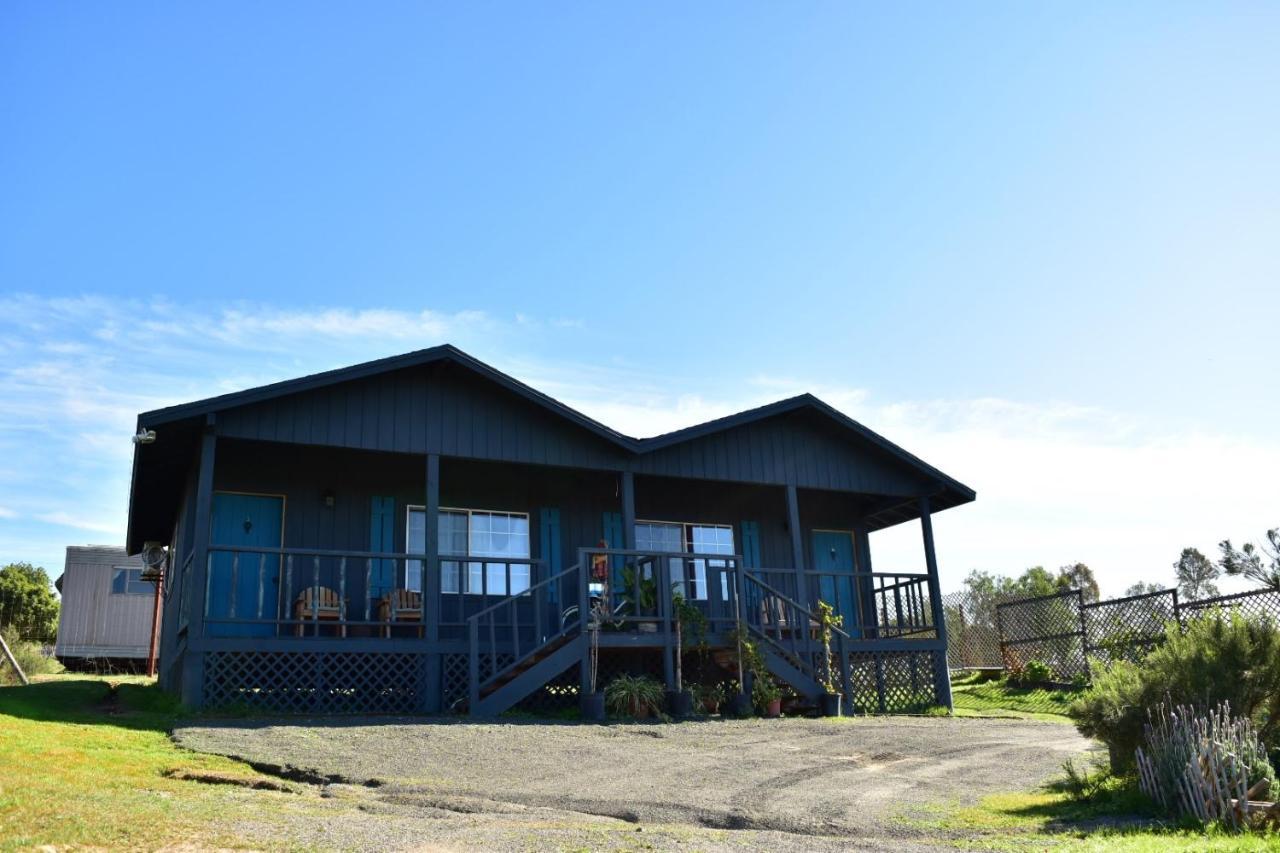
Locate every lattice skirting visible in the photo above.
<box><xmin>203</xmin><ymin>651</ymin><xmax>427</xmax><ymax>713</ymax></box>
<box><xmin>845</xmin><ymin>649</ymin><xmax>943</xmax><ymax>713</ymax></box>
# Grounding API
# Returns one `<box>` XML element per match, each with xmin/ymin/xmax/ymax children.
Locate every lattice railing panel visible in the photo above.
<box><xmin>843</xmin><ymin>649</ymin><xmax>942</xmax><ymax>714</ymax></box>
<box><xmin>203</xmin><ymin>651</ymin><xmax>425</xmax><ymax>713</ymax></box>
<box><xmin>1179</xmin><ymin>588</ymin><xmax>1280</xmax><ymax>626</ymax></box>
<box><xmin>1083</xmin><ymin>590</ymin><xmax>1176</xmax><ymax>665</ymax></box>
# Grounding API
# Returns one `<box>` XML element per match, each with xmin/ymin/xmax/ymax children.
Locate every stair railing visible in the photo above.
<box><xmin>741</xmin><ymin>572</ymin><xmax>857</xmax><ymax>706</ymax></box>
<box><xmin>468</xmin><ymin>562</ymin><xmax>584</xmax><ymax>711</ymax></box>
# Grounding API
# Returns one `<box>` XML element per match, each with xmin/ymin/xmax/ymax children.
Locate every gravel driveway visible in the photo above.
<box><xmin>175</xmin><ymin>715</ymin><xmax>1092</xmax><ymax>851</ymax></box>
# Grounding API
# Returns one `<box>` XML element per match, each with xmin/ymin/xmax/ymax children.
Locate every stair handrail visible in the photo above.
<box><xmin>740</xmin><ymin>572</ymin><xmax>857</xmax><ymax>686</ymax></box>
<box><xmin>468</xmin><ymin>562</ymin><xmax>584</xmax><ymax>710</ymax></box>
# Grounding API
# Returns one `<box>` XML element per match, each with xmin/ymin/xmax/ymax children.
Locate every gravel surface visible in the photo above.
<box><xmin>175</xmin><ymin>715</ymin><xmax>1092</xmax><ymax>851</ymax></box>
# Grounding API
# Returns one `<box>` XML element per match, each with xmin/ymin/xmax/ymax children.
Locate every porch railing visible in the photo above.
<box><xmin>746</xmin><ymin>568</ymin><xmax>937</xmax><ymax>640</ymax></box>
<box><xmin>467</xmin><ymin>562</ymin><xmax>585</xmax><ymax>711</ymax></box>
<box><xmin>200</xmin><ymin>544</ymin><xmax>540</xmax><ymax>638</ymax></box>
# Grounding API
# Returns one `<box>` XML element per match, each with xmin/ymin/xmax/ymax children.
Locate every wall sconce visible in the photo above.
<box><xmin>321</xmin><ymin>490</ymin><xmax>336</xmax><ymax>509</ymax></box>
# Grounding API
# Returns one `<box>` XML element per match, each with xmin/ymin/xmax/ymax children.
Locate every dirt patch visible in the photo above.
<box><xmin>162</xmin><ymin>767</ymin><xmax>298</xmax><ymax>792</ymax></box>
<box><xmin>175</xmin><ymin>715</ymin><xmax>1093</xmax><ymax>850</ymax></box>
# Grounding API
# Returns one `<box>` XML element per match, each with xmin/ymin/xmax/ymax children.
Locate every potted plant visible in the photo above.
<box><xmin>753</xmin><ymin>676</ymin><xmax>783</xmax><ymax>718</ymax></box>
<box><xmin>620</xmin><ymin>564</ymin><xmax>659</xmax><ymax>632</ymax></box>
<box><xmin>815</xmin><ymin>599</ymin><xmax>844</xmax><ymax>717</ymax></box>
<box><xmin>604</xmin><ymin>673</ymin><xmax>665</xmax><ymax>719</ymax></box>
<box><xmin>667</xmin><ymin>590</ymin><xmax>707</xmax><ymax>717</ymax></box>
<box><xmin>580</xmin><ymin>590</ymin><xmax>609</xmax><ymax>721</ymax></box>
<box><xmin>689</xmin><ymin>682</ymin><xmax>724</xmax><ymax>715</ymax></box>
<box><xmin>725</xmin><ymin>626</ymin><xmax>765</xmax><ymax>717</ymax></box>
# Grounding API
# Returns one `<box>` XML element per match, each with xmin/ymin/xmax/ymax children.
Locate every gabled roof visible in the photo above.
<box><xmin>129</xmin><ymin>344</ymin><xmax>974</xmax><ymax>551</ymax></box>
<box><xmin>139</xmin><ymin>344</ymin><xmax>634</xmax><ymax>447</ymax></box>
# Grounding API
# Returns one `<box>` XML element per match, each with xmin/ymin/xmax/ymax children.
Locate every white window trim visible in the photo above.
<box><xmin>633</xmin><ymin>520</ymin><xmax>735</xmax><ymax>601</ymax></box>
<box><xmin>406</xmin><ymin>505</ymin><xmax>532</xmax><ymax>595</ymax></box>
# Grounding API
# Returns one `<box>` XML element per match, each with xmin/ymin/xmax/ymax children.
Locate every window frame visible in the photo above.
<box><xmin>110</xmin><ymin>567</ymin><xmax>152</xmax><ymax>596</ymax></box>
<box><xmin>405</xmin><ymin>505</ymin><xmax>532</xmax><ymax>596</ymax></box>
<box><xmin>633</xmin><ymin>520</ymin><xmax>735</xmax><ymax>601</ymax></box>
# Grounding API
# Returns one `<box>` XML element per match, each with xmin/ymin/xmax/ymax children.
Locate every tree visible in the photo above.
<box><xmin>1012</xmin><ymin>566</ymin><xmax>1060</xmax><ymax>598</ymax></box>
<box><xmin>0</xmin><ymin>562</ymin><xmax>59</xmax><ymax>639</ymax></box>
<box><xmin>1055</xmin><ymin>562</ymin><xmax>1101</xmax><ymax>603</ymax></box>
<box><xmin>1123</xmin><ymin>581</ymin><xmax>1166</xmax><ymax>597</ymax></box>
<box><xmin>1219</xmin><ymin>528</ymin><xmax>1280</xmax><ymax>590</ymax></box>
<box><xmin>1173</xmin><ymin>547</ymin><xmax>1219</xmax><ymax>600</ymax></box>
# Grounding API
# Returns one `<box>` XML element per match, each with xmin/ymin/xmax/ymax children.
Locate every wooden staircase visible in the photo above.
<box><xmin>467</xmin><ymin>562</ymin><xmax>585</xmax><ymax>717</ymax></box>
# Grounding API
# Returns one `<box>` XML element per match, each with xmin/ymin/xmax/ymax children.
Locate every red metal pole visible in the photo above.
<box><xmin>146</xmin><ymin>573</ymin><xmax>162</xmax><ymax>678</ymax></box>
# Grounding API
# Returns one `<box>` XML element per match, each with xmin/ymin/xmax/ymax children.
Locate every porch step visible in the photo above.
<box><xmin>709</xmin><ymin>640</ymin><xmax>824</xmax><ymax>703</ymax></box>
<box><xmin>479</xmin><ymin>633</ymin><xmax>576</xmax><ymax>698</ymax></box>
<box><xmin>470</xmin><ymin>635</ymin><xmax>584</xmax><ymax>717</ymax></box>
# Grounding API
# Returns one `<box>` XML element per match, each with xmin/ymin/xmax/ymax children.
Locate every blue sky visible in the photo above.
<box><xmin>2</xmin><ymin>3</ymin><xmax>1278</xmax><ymax>594</ymax></box>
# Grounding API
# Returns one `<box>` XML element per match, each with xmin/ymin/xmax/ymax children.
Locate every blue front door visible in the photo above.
<box><xmin>811</xmin><ymin>531</ymin><xmax>858</xmax><ymax>631</ymax></box>
<box><xmin>209</xmin><ymin>493</ymin><xmax>284</xmax><ymax>637</ymax></box>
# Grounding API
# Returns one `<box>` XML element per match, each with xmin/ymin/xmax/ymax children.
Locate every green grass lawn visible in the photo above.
<box><xmin>949</xmin><ymin>670</ymin><xmax>1084</xmax><ymax>722</ymax></box>
<box><xmin>908</xmin><ymin>779</ymin><xmax>1280</xmax><ymax>851</ymax></box>
<box><xmin>0</xmin><ymin>675</ymin><xmax>290</xmax><ymax>850</ymax></box>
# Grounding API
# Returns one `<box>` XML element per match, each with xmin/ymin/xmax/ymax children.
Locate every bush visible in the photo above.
<box><xmin>1070</xmin><ymin>611</ymin><xmax>1280</xmax><ymax>770</ymax></box>
<box><xmin>0</xmin><ymin>627</ymin><xmax>62</xmax><ymax>685</ymax></box>
<box><xmin>604</xmin><ymin>674</ymin><xmax>665</xmax><ymax>718</ymax></box>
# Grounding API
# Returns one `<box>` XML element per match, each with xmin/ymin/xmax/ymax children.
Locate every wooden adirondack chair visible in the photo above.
<box><xmin>379</xmin><ymin>589</ymin><xmax>423</xmax><ymax>638</ymax></box>
<box><xmin>294</xmin><ymin>586</ymin><xmax>345</xmax><ymax>637</ymax></box>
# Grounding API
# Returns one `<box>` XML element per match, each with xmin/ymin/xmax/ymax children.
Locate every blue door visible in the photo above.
<box><xmin>209</xmin><ymin>493</ymin><xmax>284</xmax><ymax>637</ymax></box>
<box><xmin>811</xmin><ymin>531</ymin><xmax>858</xmax><ymax>631</ymax></box>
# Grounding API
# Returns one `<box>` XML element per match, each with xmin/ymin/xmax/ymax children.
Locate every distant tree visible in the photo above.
<box><xmin>1013</xmin><ymin>566</ymin><xmax>1060</xmax><ymax>598</ymax></box>
<box><xmin>1123</xmin><ymin>581</ymin><xmax>1166</xmax><ymax>597</ymax></box>
<box><xmin>1218</xmin><ymin>528</ymin><xmax>1280</xmax><ymax>590</ymax></box>
<box><xmin>0</xmin><ymin>562</ymin><xmax>59</xmax><ymax>639</ymax></box>
<box><xmin>1172</xmin><ymin>547</ymin><xmax>1220</xmax><ymax>600</ymax></box>
<box><xmin>1055</xmin><ymin>562</ymin><xmax>1101</xmax><ymax>603</ymax></box>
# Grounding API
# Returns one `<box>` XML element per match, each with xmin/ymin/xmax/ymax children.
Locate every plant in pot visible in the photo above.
<box><xmin>725</xmin><ymin>627</ymin><xmax>765</xmax><ymax>717</ymax></box>
<box><xmin>753</xmin><ymin>676</ymin><xmax>783</xmax><ymax>718</ymax></box>
<box><xmin>815</xmin><ymin>599</ymin><xmax>844</xmax><ymax>717</ymax></box>
<box><xmin>620</xmin><ymin>564</ymin><xmax>659</xmax><ymax>633</ymax></box>
<box><xmin>604</xmin><ymin>673</ymin><xmax>665</xmax><ymax>719</ymax></box>
<box><xmin>580</xmin><ymin>591</ymin><xmax>610</xmax><ymax>721</ymax></box>
<box><xmin>689</xmin><ymin>682</ymin><xmax>724</xmax><ymax>715</ymax></box>
<box><xmin>668</xmin><ymin>589</ymin><xmax>707</xmax><ymax>717</ymax></box>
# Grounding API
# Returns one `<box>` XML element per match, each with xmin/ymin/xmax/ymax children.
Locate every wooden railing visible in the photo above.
<box><xmin>200</xmin><ymin>544</ymin><xmax>541</xmax><ymax>638</ymax></box>
<box><xmin>746</xmin><ymin>569</ymin><xmax>936</xmax><ymax>640</ymax></box>
<box><xmin>467</xmin><ymin>562</ymin><xmax>585</xmax><ymax>710</ymax></box>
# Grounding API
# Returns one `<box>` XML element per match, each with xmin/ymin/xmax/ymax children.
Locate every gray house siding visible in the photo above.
<box><xmin>55</xmin><ymin>546</ymin><xmax>157</xmax><ymax>661</ymax></box>
<box><xmin>216</xmin><ymin>363</ymin><xmax>629</xmax><ymax>471</ymax></box>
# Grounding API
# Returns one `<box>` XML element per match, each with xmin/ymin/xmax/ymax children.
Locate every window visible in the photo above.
<box><xmin>111</xmin><ymin>567</ymin><xmax>151</xmax><ymax>596</ymax></box>
<box><xmin>406</xmin><ymin>507</ymin><xmax>531</xmax><ymax>595</ymax></box>
<box><xmin>633</xmin><ymin>521</ymin><xmax>735</xmax><ymax>600</ymax></box>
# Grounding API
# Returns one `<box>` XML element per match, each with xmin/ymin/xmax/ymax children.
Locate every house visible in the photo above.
<box><xmin>54</xmin><ymin>545</ymin><xmax>158</xmax><ymax>670</ymax></box>
<box><xmin>126</xmin><ymin>345</ymin><xmax>975</xmax><ymax>715</ymax></box>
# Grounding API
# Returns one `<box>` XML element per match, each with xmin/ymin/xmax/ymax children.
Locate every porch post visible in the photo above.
<box><xmin>853</xmin><ymin>524</ymin><xmax>878</xmax><ymax>639</ymax></box>
<box><xmin>423</xmin><ymin>453</ymin><xmax>442</xmax><ymax>712</ymax></box>
<box><xmin>620</xmin><ymin>471</ymin><xmax>636</xmax><ymax>549</ymax></box>
<box><xmin>785</xmin><ymin>485</ymin><xmax>805</xmax><ymax>601</ymax></box>
<box><xmin>918</xmin><ymin>495</ymin><xmax>953</xmax><ymax>710</ymax></box>
<box><xmin>181</xmin><ymin>416</ymin><xmax>216</xmax><ymax>709</ymax></box>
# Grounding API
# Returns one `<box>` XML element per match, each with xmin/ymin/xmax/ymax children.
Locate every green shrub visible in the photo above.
<box><xmin>1021</xmin><ymin>660</ymin><xmax>1054</xmax><ymax>685</ymax></box>
<box><xmin>0</xmin><ymin>627</ymin><xmax>62</xmax><ymax>685</ymax></box>
<box><xmin>1070</xmin><ymin>611</ymin><xmax>1280</xmax><ymax>770</ymax></box>
<box><xmin>604</xmin><ymin>674</ymin><xmax>665</xmax><ymax>718</ymax></box>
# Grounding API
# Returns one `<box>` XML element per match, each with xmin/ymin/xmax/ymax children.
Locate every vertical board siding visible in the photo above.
<box><xmin>55</xmin><ymin>547</ymin><xmax>156</xmax><ymax>659</ymax></box>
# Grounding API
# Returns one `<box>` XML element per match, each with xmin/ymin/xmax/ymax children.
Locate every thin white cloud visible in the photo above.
<box><xmin>36</xmin><ymin>511</ymin><xmax>122</xmax><ymax>535</ymax></box>
<box><xmin>2</xmin><ymin>293</ymin><xmax>1275</xmax><ymax>599</ymax></box>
